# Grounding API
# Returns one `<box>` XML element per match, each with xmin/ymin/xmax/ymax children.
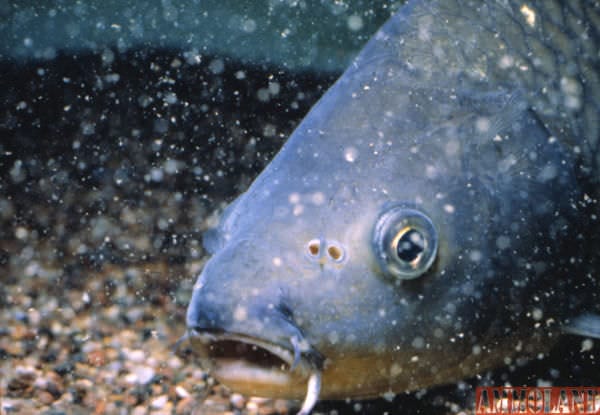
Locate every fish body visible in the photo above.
<box><xmin>186</xmin><ymin>0</ymin><xmax>600</xmax><ymax>410</ymax></box>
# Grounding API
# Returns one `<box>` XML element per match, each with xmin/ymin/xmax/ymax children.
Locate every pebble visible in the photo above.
<box><xmin>33</xmin><ymin>370</ymin><xmax>64</xmax><ymax>398</ymax></box>
<box><xmin>87</xmin><ymin>349</ymin><xmax>107</xmax><ymax>367</ymax></box>
<box><xmin>2</xmin><ymin>339</ymin><xmax>24</xmax><ymax>356</ymax></box>
<box><xmin>8</xmin><ymin>366</ymin><xmax>36</xmax><ymax>396</ymax></box>
<box><xmin>133</xmin><ymin>365</ymin><xmax>156</xmax><ymax>385</ymax></box>
<box><xmin>126</xmin><ymin>348</ymin><xmax>147</xmax><ymax>363</ymax></box>
<box><xmin>27</xmin><ymin>307</ymin><xmax>41</xmax><ymax>326</ymax></box>
<box><xmin>175</xmin><ymin>396</ymin><xmax>195</xmax><ymax>414</ymax></box>
<box><xmin>126</xmin><ymin>306</ymin><xmax>145</xmax><ymax>323</ymax></box>
<box><xmin>168</xmin><ymin>355</ymin><xmax>183</xmax><ymax>370</ymax></box>
<box><xmin>175</xmin><ymin>385</ymin><xmax>190</xmax><ymax>399</ymax></box>
<box><xmin>71</xmin><ymin>378</ymin><xmax>93</xmax><ymax>403</ymax></box>
<box><xmin>246</xmin><ymin>400</ymin><xmax>260</xmax><ymax>413</ymax></box>
<box><xmin>231</xmin><ymin>392</ymin><xmax>246</xmax><ymax>409</ymax></box>
<box><xmin>0</xmin><ymin>398</ymin><xmax>22</xmax><ymax>412</ymax></box>
<box><xmin>151</xmin><ymin>394</ymin><xmax>169</xmax><ymax>409</ymax></box>
<box><xmin>36</xmin><ymin>389</ymin><xmax>56</xmax><ymax>405</ymax></box>
<box><xmin>274</xmin><ymin>400</ymin><xmax>291</xmax><ymax>413</ymax></box>
<box><xmin>132</xmin><ymin>406</ymin><xmax>149</xmax><ymax>415</ymax></box>
<box><xmin>11</xmin><ymin>324</ymin><xmax>36</xmax><ymax>341</ymax></box>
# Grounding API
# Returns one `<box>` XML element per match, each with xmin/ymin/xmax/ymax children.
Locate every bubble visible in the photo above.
<box><xmin>81</xmin><ymin>121</ymin><xmax>95</xmax><ymax>135</ymax></box>
<box><xmin>581</xmin><ymin>339</ymin><xmax>593</xmax><ymax>352</ymax></box>
<box><xmin>496</xmin><ymin>235</ymin><xmax>510</xmax><ymax>250</ymax></box>
<box><xmin>520</xmin><ymin>4</ymin><xmax>536</xmax><ymax>26</ymax></box>
<box><xmin>411</xmin><ymin>336</ymin><xmax>425</xmax><ymax>349</ymax></box>
<box><xmin>382</xmin><ymin>391</ymin><xmax>396</xmax><ymax>402</ymax></box>
<box><xmin>288</xmin><ymin>193</ymin><xmax>300</xmax><ymax>204</ymax></box>
<box><xmin>425</xmin><ymin>165</ymin><xmax>438</xmax><ymax>179</ymax></box>
<box><xmin>101</xmin><ymin>48</ymin><xmax>115</xmax><ymax>65</ymax></box>
<box><xmin>164</xmin><ymin>159</ymin><xmax>180</xmax><ymax>175</ymax></box>
<box><xmin>263</xmin><ymin>123</ymin><xmax>276</xmax><ymax>137</ymax></box>
<box><xmin>344</xmin><ymin>146</ymin><xmax>358</xmax><ymax>162</ymax></box>
<box><xmin>498</xmin><ymin>54</ymin><xmax>515</xmax><ymax>69</ymax></box>
<box><xmin>150</xmin><ymin>167</ymin><xmax>164</xmax><ymax>182</ymax></box>
<box><xmin>311</xmin><ymin>192</ymin><xmax>325</xmax><ymax>205</ymax></box>
<box><xmin>242</xmin><ymin>18</ymin><xmax>257</xmax><ymax>33</ymax></box>
<box><xmin>15</xmin><ymin>227</ymin><xmax>28</xmax><ymax>240</ymax></box>
<box><xmin>537</xmin><ymin>164</ymin><xmax>557</xmax><ymax>182</ymax></box>
<box><xmin>390</xmin><ymin>363</ymin><xmax>402</xmax><ymax>376</ymax></box>
<box><xmin>475</xmin><ymin>117</ymin><xmax>491</xmax><ymax>132</ymax></box>
<box><xmin>208</xmin><ymin>59</ymin><xmax>225</xmax><ymax>75</ymax></box>
<box><xmin>233</xmin><ymin>306</ymin><xmax>248</xmax><ymax>322</ymax></box>
<box><xmin>114</xmin><ymin>168</ymin><xmax>128</xmax><ymax>186</ymax></box>
<box><xmin>10</xmin><ymin>160</ymin><xmax>25</xmax><ymax>183</ymax></box>
<box><xmin>268</xmin><ymin>81</ymin><xmax>280</xmax><ymax>96</ymax></box>
<box><xmin>347</xmin><ymin>15</ymin><xmax>363</xmax><ymax>31</ymax></box>
<box><xmin>163</xmin><ymin>92</ymin><xmax>178</xmax><ymax>105</ymax></box>
<box><xmin>257</xmin><ymin>88</ymin><xmax>270</xmax><ymax>102</ymax></box>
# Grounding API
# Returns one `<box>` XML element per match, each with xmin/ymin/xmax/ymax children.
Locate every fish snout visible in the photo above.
<box><xmin>186</xmin><ymin>260</ymin><xmax>324</xmax><ymax>405</ymax></box>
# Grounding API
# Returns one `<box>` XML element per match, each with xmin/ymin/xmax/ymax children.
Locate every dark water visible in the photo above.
<box><xmin>0</xmin><ymin>49</ymin><xmax>337</xmax><ymax>270</ymax></box>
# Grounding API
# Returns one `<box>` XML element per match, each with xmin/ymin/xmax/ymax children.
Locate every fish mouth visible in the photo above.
<box><xmin>186</xmin><ymin>329</ymin><xmax>323</xmax><ymax>414</ymax></box>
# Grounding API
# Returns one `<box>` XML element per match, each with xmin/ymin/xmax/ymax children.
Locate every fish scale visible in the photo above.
<box><xmin>186</xmin><ymin>1</ymin><xmax>600</xmax><ymax>414</ymax></box>
<box><xmin>371</xmin><ymin>0</ymin><xmax>599</xmax><ymax>175</ymax></box>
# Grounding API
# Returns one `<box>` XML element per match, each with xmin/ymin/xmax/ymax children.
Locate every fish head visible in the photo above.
<box><xmin>186</xmin><ymin>40</ymin><xmax>583</xmax><ymax>402</ymax></box>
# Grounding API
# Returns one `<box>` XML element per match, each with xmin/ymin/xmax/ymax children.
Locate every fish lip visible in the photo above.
<box><xmin>188</xmin><ymin>328</ymin><xmax>296</xmax><ymax>367</ymax></box>
<box><xmin>186</xmin><ymin>328</ymin><xmax>324</xmax><ymax>393</ymax></box>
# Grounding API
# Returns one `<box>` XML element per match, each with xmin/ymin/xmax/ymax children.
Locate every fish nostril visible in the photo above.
<box><xmin>327</xmin><ymin>244</ymin><xmax>343</xmax><ymax>261</ymax></box>
<box><xmin>306</xmin><ymin>238</ymin><xmax>346</xmax><ymax>263</ymax></box>
<box><xmin>307</xmin><ymin>239</ymin><xmax>321</xmax><ymax>257</ymax></box>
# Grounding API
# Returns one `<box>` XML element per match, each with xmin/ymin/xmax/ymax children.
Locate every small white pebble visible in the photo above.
<box><xmin>133</xmin><ymin>365</ymin><xmax>155</xmax><ymax>385</ymax></box>
<box><xmin>123</xmin><ymin>373</ymin><xmax>139</xmax><ymax>385</ymax></box>
<box><xmin>168</xmin><ymin>356</ymin><xmax>183</xmax><ymax>369</ymax></box>
<box><xmin>150</xmin><ymin>394</ymin><xmax>169</xmax><ymax>409</ymax></box>
<box><xmin>131</xmin><ymin>406</ymin><xmax>148</xmax><ymax>415</ymax></box>
<box><xmin>126</xmin><ymin>349</ymin><xmax>146</xmax><ymax>363</ymax></box>
<box><xmin>230</xmin><ymin>393</ymin><xmax>246</xmax><ymax>409</ymax></box>
<box><xmin>175</xmin><ymin>385</ymin><xmax>190</xmax><ymax>399</ymax></box>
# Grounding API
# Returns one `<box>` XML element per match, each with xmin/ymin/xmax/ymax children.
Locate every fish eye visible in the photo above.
<box><xmin>395</xmin><ymin>228</ymin><xmax>425</xmax><ymax>263</ymax></box>
<box><xmin>373</xmin><ymin>206</ymin><xmax>438</xmax><ymax>280</ymax></box>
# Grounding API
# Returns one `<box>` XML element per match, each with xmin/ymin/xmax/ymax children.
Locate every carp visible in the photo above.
<box><xmin>186</xmin><ymin>1</ymin><xmax>600</xmax><ymax>413</ymax></box>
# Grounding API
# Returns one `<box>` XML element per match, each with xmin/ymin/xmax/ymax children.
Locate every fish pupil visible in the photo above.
<box><xmin>396</xmin><ymin>229</ymin><xmax>425</xmax><ymax>263</ymax></box>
